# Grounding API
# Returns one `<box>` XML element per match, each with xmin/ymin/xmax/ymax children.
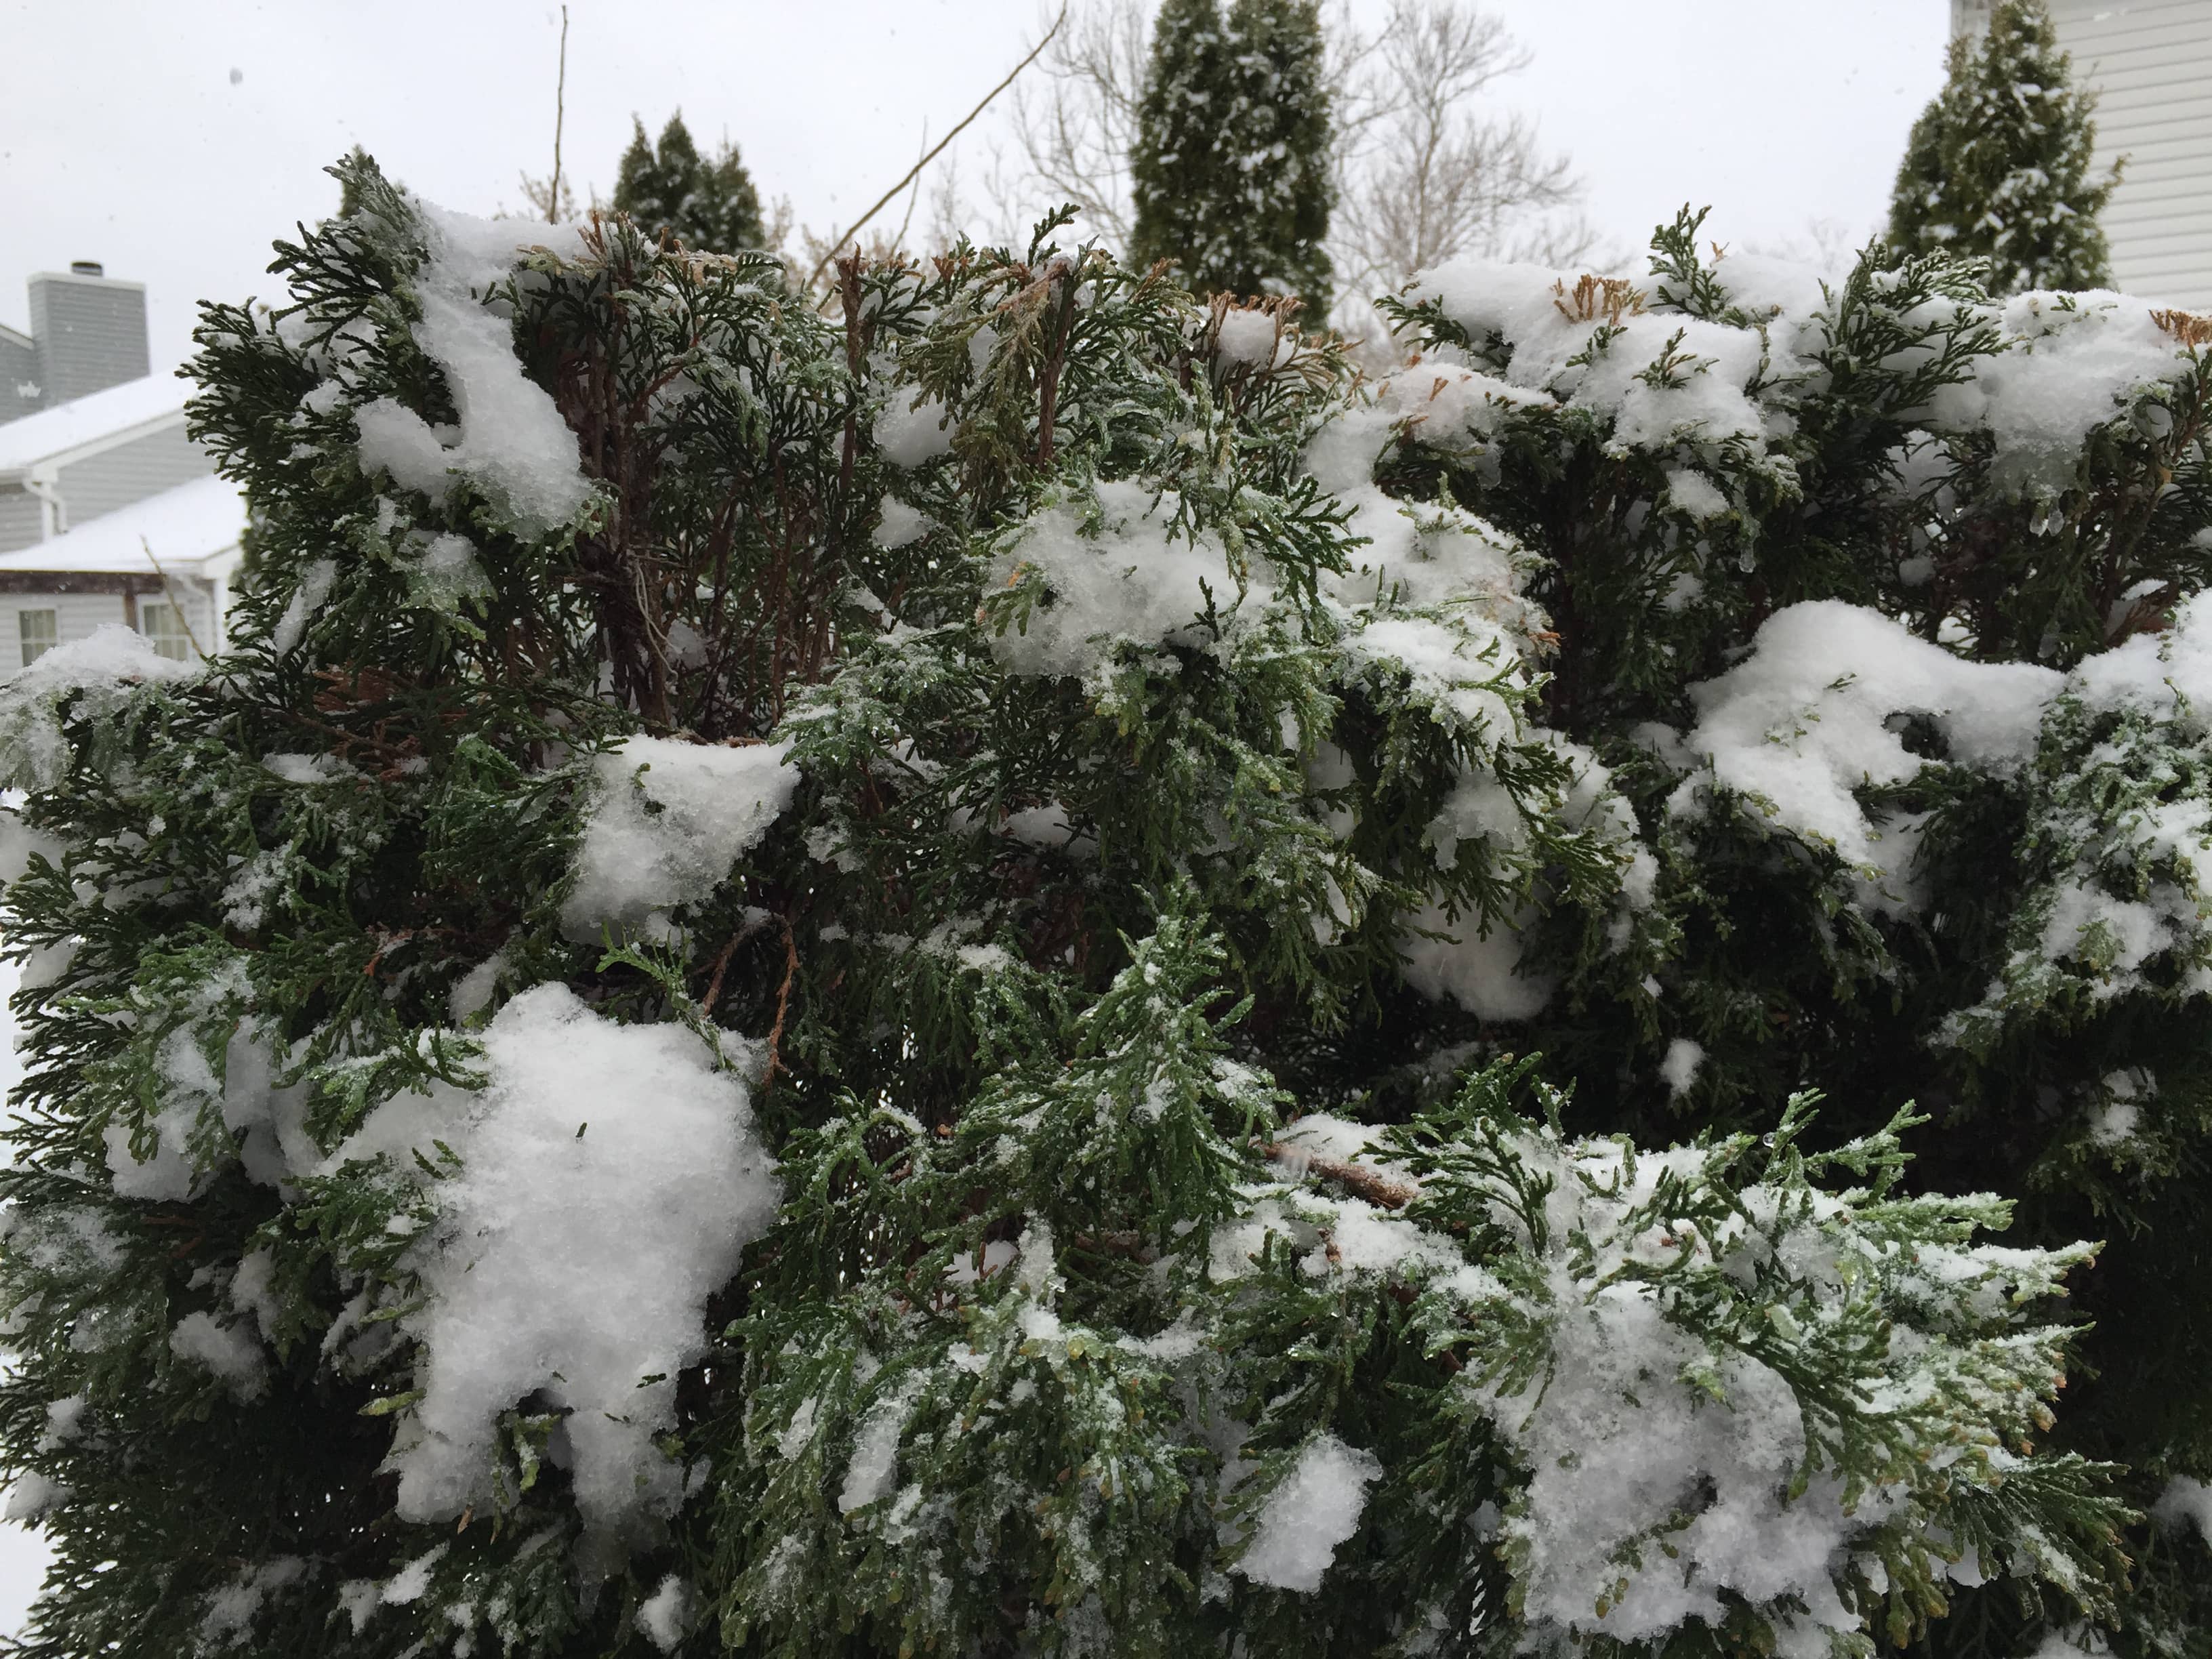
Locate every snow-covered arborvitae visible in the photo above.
<box><xmin>613</xmin><ymin>110</ymin><xmax>768</xmax><ymax>254</ymax></box>
<box><xmin>0</xmin><ymin>148</ymin><xmax>2205</xmax><ymax>1659</ymax></box>
<box><xmin>1889</xmin><ymin>0</ymin><xmax>2118</xmax><ymax>294</ymax></box>
<box><xmin>1132</xmin><ymin>0</ymin><xmax>1334</xmax><ymax>314</ymax></box>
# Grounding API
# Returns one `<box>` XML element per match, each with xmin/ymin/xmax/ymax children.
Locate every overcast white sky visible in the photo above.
<box><xmin>1</xmin><ymin>0</ymin><xmax>1949</xmax><ymax>375</ymax></box>
<box><xmin>0</xmin><ymin>0</ymin><xmax>1948</xmax><ymax>1633</ymax></box>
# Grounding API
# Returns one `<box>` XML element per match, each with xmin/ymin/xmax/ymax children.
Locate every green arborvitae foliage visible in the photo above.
<box><xmin>613</xmin><ymin>110</ymin><xmax>768</xmax><ymax>253</ymax></box>
<box><xmin>1132</xmin><ymin>0</ymin><xmax>1233</xmax><ymax>287</ymax></box>
<box><xmin>1889</xmin><ymin>0</ymin><xmax>2119</xmax><ymax>294</ymax></box>
<box><xmin>1132</xmin><ymin>0</ymin><xmax>1334</xmax><ymax>315</ymax></box>
<box><xmin>1</xmin><ymin>149</ymin><xmax>2209</xmax><ymax>1659</ymax></box>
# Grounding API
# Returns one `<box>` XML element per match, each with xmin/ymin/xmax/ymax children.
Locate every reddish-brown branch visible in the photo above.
<box><xmin>761</xmin><ymin>914</ymin><xmax>801</xmax><ymax>1096</ymax></box>
<box><xmin>1034</xmin><ymin>262</ymin><xmax>1080</xmax><ymax>468</ymax></box>
<box><xmin>1261</xmin><ymin>1141</ymin><xmax>1418</xmax><ymax>1210</ymax></box>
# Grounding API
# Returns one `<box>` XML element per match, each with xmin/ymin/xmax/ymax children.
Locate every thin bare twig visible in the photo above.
<box><xmin>894</xmin><ymin>119</ymin><xmax>932</xmax><ymax>250</ymax></box>
<box><xmin>762</xmin><ymin>915</ymin><xmax>800</xmax><ymax>1093</ymax></box>
<box><xmin>702</xmin><ymin>905</ymin><xmax>783</xmax><ymax>1014</ymax></box>
<box><xmin>808</xmin><ymin>3</ymin><xmax>1069</xmax><ymax>285</ymax></box>
<box><xmin>138</xmin><ymin>536</ymin><xmax>206</xmax><ymax>659</ymax></box>
<box><xmin>548</xmin><ymin>6</ymin><xmax>569</xmax><ymax>226</ymax></box>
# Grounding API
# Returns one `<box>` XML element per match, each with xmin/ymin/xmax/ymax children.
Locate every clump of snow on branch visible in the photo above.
<box><xmin>2154</xmin><ymin>1475</ymin><xmax>2212</xmax><ymax>1547</ymax></box>
<box><xmin>197</xmin><ymin>1557</ymin><xmax>306</xmax><ymax>1648</ymax></box>
<box><xmin>169</xmin><ymin>1311</ymin><xmax>268</xmax><ymax>1401</ymax></box>
<box><xmin>873</xmin><ymin>392</ymin><xmax>956</xmax><ymax>468</ymax></box>
<box><xmin>2074</xmin><ymin>589</ymin><xmax>2212</xmax><ymax>722</ymax></box>
<box><xmin>1671</xmin><ymin>600</ymin><xmax>2060</xmax><ymax>907</ymax></box>
<box><xmin>635</xmin><ymin>1574</ymin><xmax>695</xmax><ymax>1651</ymax></box>
<box><xmin>989</xmin><ymin>480</ymin><xmax>1269</xmax><ymax>682</ymax></box>
<box><xmin>1233</xmin><ymin>1433</ymin><xmax>1382</xmax><ymax>1592</ymax></box>
<box><xmin>1214</xmin><ymin>1086</ymin><xmax>2091</xmax><ymax>1654</ymax></box>
<box><xmin>1401</xmin><ymin>737</ymin><xmax>1652</xmax><ymax>1021</ymax></box>
<box><xmin>1408</xmin><ymin>260</ymin><xmax>1776</xmax><ymax>452</ymax></box>
<box><xmin>352</xmin><ymin>204</ymin><xmax>595</xmax><ymax>537</ymax></box>
<box><xmin>337</xmin><ymin>984</ymin><xmax>779</xmax><ymax>1539</ymax></box>
<box><xmin>1213</xmin><ymin>304</ymin><xmax>1294</xmax><ymax>371</ymax></box>
<box><xmin>1948</xmin><ymin>593</ymin><xmax>2212</xmax><ymax>1030</ymax></box>
<box><xmin>1401</xmin><ymin>253</ymin><xmax>2200</xmax><ymax>516</ymax></box>
<box><xmin>1930</xmin><ymin>289</ymin><xmax>2200</xmax><ymax>492</ymax></box>
<box><xmin>0</xmin><ymin>625</ymin><xmax>198</xmax><ymax>791</ymax></box>
<box><xmin>1399</xmin><ymin>901</ymin><xmax>1550</xmax><ymax>1022</ymax></box>
<box><xmin>562</xmin><ymin>736</ymin><xmax>799</xmax><ymax>942</ymax></box>
<box><xmin>1305</xmin><ymin>363</ymin><xmax>1548</xmax><ymax>663</ymax></box>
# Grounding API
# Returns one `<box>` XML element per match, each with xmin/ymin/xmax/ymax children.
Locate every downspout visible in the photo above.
<box><xmin>20</xmin><ymin>465</ymin><xmax>63</xmax><ymax>539</ymax></box>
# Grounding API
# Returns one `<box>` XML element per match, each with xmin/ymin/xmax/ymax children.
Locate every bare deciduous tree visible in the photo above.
<box><xmin>996</xmin><ymin>0</ymin><xmax>1153</xmax><ymax>249</ymax></box>
<box><xmin>1330</xmin><ymin>0</ymin><xmax>1597</xmax><ymax>314</ymax></box>
<box><xmin>968</xmin><ymin>0</ymin><xmax>1600</xmax><ymax>337</ymax></box>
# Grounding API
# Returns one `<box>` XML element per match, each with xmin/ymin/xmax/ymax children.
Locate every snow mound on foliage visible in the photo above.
<box><xmin>563</xmin><ymin>736</ymin><xmax>798</xmax><ymax>942</ymax></box>
<box><xmin>1408</xmin><ymin>260</ymin><xmax>1776</xmax><ymax>450</ymax></box>
<box><xmin>1501</xmin><ymin>1276</ymin><xmax>1852</xmax><ymax>1641</ymax></box>
<box><xmin>169</xmin><ymin>1311</ymin><xmax>268</xmax><ymax>1401</ymax></box>
<box><xmin>2075</xmin><ymin>589</ymin><xmax>2212</xmax><ymax>720</ymax></box>
<box><xmin>97</xmin><ymin>964</ymin><xmax>318</xmax><ymax>1203</ymax></box>
<box><xmin>988</xmin><ymin>481</ymin><xmax>1269</xmax><ymax>681</ymax></box>
<box><xmin>1233</xmin><ymin>1433</ymin><xmax>1381</xmax><ymax>1592</ymax></box>
<box><xmin>874</xmin><ymin>392</ymin><xmax>955</xmax><ymax>468</ymax></box>
<box><xmin>1406</xmin><ymin>258</ymin><xmax>2198</xmax><ymax>499</ymax></box>
<box><xmin>1931</xmin><ymin>289</ymin><xmax>2198</xmax><ymax>492</ymax></box>
<box><xmin>0</xmin><ymin>624</ymin><xmax>198</xmax><ymax>790</ymax></box>
<box><xmin>346</xmin><ymin>984</ymin><xmax>778</xmax><ymax>1539</ymax></box>
<box><xmin>2154</xmin><ymin>1475</ymin><xmax>2212</xmax><ymax>1545</ymax></box>
<box><xmin>1673</xmin><ymin>601</ymin><xmax>2060</xmax><ymax>907</ymax></box>
<box><xmin>353</xmin><ymin>205</ymin><xmax>594</xmax><ymax>537</ymax></box>
<box><xmin>1401</xmin><ymin>737</ymin><xmax>1652</xmax><ymax>1019</ymax></box>
<box><xmin>1400</xmin><ymin>901</ymin><xmax>1552</xmax><ymax>1022</ymax></box>
<box><xmin>635</xmin><ymin>1574</ymin><xmax>695</xmax><ymax>1650</ymax></box>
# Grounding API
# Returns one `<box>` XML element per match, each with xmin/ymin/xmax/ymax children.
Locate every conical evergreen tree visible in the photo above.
<box><xmin>1221</xmin><ymin>0</ymin><xmax>1334</xmax><ymax>313</ymax></box>
<box><xmin>1131</xmin><ymin>0</ymin><xmax>1232</xmax><ymax>282</ymax></box>
<box><xmin>1132</xmin><ymin>0</ymin><xmax>1333</xmax><ymax>314</ymax></box>
<box><xmin>613</xmin><ymin>110</ymin><xmax>766</xmax><ymax>253</ymax></box>
<box><xmin>1889</xmin><ymin>0</ymin><xmax>2119</xmax><ymax>293</ymax></box>
<box><xmin>1</xmin><ymin>148</ymin><xmax>2209</xmax><ymax>1659</ymax></box>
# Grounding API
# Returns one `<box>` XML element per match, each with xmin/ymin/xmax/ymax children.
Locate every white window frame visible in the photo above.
<box><xmin>17</xmin><ymin>608</ymin><xmax>56</xmax><ymax>667</ymax></box>
<box><xmin>138</xmin><ymin>600</ymin><xmax>195</xmax><ymax>662</ymax></box>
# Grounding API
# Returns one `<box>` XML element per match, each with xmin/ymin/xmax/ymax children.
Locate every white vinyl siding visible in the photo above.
<box><xmin>2058</xmin><ymin>0</ymin><xmax>2212</xmax><ymax>309</ymax></box>
<box><xmin>0</xmin><ymin>594</ymin><xmax>132</xmax><ymax>665</ymax></box>
<box><xmin>52</xmin><ymin>424</ymin><xmax>211</xmax><ymax>527</ymax></box>
<box><xmin>1949</xmin><ymin>0</ymin><xmax>2212</xmax><ymax>310</ymax></box>
<box><xmin>0</xmin><ymin>489</ymin><xmax>41</xmax><ymax>556</ymax></box>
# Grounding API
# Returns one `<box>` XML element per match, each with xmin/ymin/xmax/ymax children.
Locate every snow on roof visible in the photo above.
<box><xmin>0</xmin><ymin>474</ymin><xmax>244</xmax><ymax>576</ymax></box>
<box><xmin>0</xmin><ymin>375</ymin><xmax>191</xmax><ymax>474</ymax></box>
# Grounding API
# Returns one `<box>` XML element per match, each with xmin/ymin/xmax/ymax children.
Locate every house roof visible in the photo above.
<box><xmin>0</xmin><ymin>375</ymin><xmax>190</xmax><ymax>474</ymax></box>
<box><xmin>0</xmin><ymin>474</ymin><xmax>244</xmax><ymax>577</ymax></box>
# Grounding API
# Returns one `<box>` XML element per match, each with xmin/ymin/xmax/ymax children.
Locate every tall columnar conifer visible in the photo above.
<box><xmin>1132</xmin><ymin>0</ymin><xmax>1334</xmax><ymax>314</ymax></box>
<box><xmin>613</xmin><ymin>111</ymin><xmax>768</xmax><ymax>253</ymax></box>
<box><xmin>1889</xmin><ymin>0</ymin><xmax>2119</xmax><ymax>293</ymax></box>
<box><xmin>0</xmin><ymin>147</ymin><xmax>2209</xmax><ymax>1659</ymax></box>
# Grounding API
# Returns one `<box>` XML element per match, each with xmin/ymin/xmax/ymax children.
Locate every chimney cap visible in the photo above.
<box><xmin>68</xmin><ymin>260</ymin><xmax>104</xmax><ymax>278</ymax></box>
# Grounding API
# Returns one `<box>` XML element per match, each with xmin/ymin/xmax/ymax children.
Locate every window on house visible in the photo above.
<box><xmin>18</xmin><ymin>609</ymin><xmax>56</xmax><ymax>667</ymax></box>
<box><xmin>138</xmin><ymin>601</ymin><xmax>195</xmax><ymax>662</ymax></box>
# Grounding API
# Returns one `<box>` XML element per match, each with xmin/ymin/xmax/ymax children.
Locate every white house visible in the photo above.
<box><xmin>1952</xmin><ymin>0</ymin><xmax>2212</xmax><ymax>310</ymax></box>
<box><xmin>0</xmin><ymin>265</ymin><xmax>241</xmax><ymax>670</ymax></box>
<box><xmin>0</xmin><ymin>474</ymin><xmax>241</xmax><ymax>666</ymax></box>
